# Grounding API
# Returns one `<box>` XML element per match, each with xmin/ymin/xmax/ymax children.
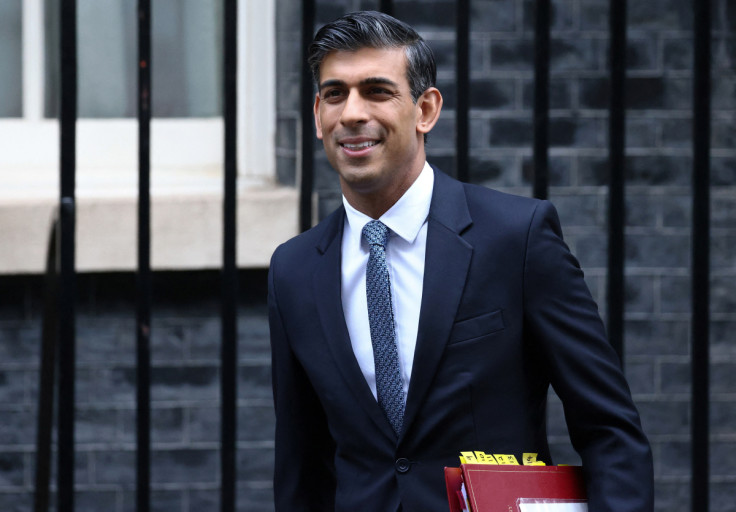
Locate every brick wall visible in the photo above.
<box><xmin>0</xmin><ymin>272</ymin><xmax>274</xmax><ymax>511</ymax></box>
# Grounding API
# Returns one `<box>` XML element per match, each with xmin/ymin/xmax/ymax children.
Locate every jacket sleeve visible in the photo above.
<box><xmin>269</xmin><ymin>249</ymin><xmax>336</xmax><ymax>511</ymax></box>
<box><xmin>523</xmin><ymin>200</ymin><xmax>654</xmax><ymax>512</ymax></box>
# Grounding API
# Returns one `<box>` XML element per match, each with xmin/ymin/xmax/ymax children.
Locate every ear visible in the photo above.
<box><xmin>313</xmin><ymin>93</ymin><xmax>323</xmax><ymax>140</ymax></box>
<box><xmin>415</xmin><ymin>87</ymin><xmax>443</xmax><ymax>136</ymax></box>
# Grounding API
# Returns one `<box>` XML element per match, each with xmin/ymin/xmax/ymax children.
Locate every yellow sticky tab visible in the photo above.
<box><xmin>474</xmin><ymin>451</ymin><xmax>498</xmax><ymax>465</ymax></box>
<box><xmin>460</xmin><ymin>451</ymin><xmax>478</xmax><ymax>464</ymax></box>
<box><xmin>523</xmin><ymin>453</ymin><xmax>545</xmax><ymax>466</ymax></box>
<box><xmin>493</xmin><ymin>454</ymin><xmax>519</xmax><ymax>465</ymax></box>
<box><xmin>459</xmin><ymin>456</ymin><xmax>467</xmax><ymax>464</ymax></box>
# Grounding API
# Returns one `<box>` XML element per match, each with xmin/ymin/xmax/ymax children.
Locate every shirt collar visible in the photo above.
<box><xmin>343</xmin><ymin>161</ymin><xmax>434</xmax><ymax>246</ymax></box>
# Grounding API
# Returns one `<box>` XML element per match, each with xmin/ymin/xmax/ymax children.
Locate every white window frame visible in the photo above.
<box><xmin>4</xmin><ymin>0</ymin><xmax>275</xmax><ymax>197</ymax></box>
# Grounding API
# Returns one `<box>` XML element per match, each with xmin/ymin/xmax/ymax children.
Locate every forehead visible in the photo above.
<box><xmin>319</xmin><ymin>46</ymin><xmax>409</xmax><ymax>85</ymax></box>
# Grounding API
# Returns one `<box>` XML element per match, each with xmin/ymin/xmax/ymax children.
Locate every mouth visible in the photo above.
<box><xmin>338</xmin><ymin>139</ymin><xmax>380</xmax><ymax>157</ymax></box>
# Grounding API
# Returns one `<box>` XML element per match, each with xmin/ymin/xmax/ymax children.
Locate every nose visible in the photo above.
<box><xmin>340</xmin><ymin>89</ymin><xmax>369</xmax><ymax>126</ymax></box>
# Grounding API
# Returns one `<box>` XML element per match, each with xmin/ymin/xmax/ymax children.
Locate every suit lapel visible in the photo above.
<box><xmin>401</xmin><ymin>170</ymin><xmax>473</xmax><ymax>441</ymax></box>
<box><xmin>312</xmin><ymin>208</ymin><xmax>397</xmax><ymax>442</ymax></box>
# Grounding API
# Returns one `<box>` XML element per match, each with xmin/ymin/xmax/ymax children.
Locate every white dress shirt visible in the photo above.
<box><xmin>341</xmin><ymin>162</ymin><xmax>434</xmax><ymax>399</ymax></box>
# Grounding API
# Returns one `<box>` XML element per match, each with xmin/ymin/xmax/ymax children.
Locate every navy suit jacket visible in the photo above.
<box><xmin>268</xmin><ymin>168</ymin><xmax>653</xmax><ymax>512</ymax></box>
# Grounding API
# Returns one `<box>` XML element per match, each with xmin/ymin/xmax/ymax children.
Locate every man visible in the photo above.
<box><xmin>268</xmin><ymin>10</ymin><xmax>653</xmax><ymax>512</ymax></box>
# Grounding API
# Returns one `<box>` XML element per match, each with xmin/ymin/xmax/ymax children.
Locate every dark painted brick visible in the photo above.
<box><xmin>712</xmin><ymin>400</ymin><xmax>736</xmax><ymax>435</ymax></box>
<box><xmin>0</xmin><ymin>453</ymin><xmax>24</xmax><ymax>486</ymax></box>
<box><xmin>0</xmin><ymin>493</ymin><xmax>31</xmax><ymax>512</ymax></box>
<box><xmin>626</xmin><ymin>233</ymin><xmax>690</xmax><ymax>268</ymax></box>
<box><xmin>237</xmin><ymin>446</ymin><xmax>275</xmax><ymax>482</ymax></box>
<box><xmin>152</xmin><ymin>448</ymin><xmax>218</xmax><ymax>484</ymax></box>
<box><xmin>237</xmin><ymin>486</ymin><xmax>276</xmax><ymax>512</ymax></box>
<box><xmin>0</xmin><ymin>409</ymin><xmax>34</xmax><ymax>445</ymax></box>
<box><xmin>713</xmin><ymin>117</ymin><xmax>736</xmax><ymax>149</ymax></box>
<box><xmin>189</xmin><ymin>406</ymin><xmax>219</xmax><ymax>443</ymax></box>
<box><xmin>490</xmin><ymin>118</ymin><xmax>533</xmax><ymax>146</ymax></box>
<box><xmin>624</xmin><ymin>361</ymin><xmax>656</xmax><ymax>395</ymax></box>
<box><xmin>522</xmin><ymin>0</ymin><xmax>577</xmax><ymax>32</ymax></box>
<box><xmin>625</xmin><ymin>275</ymin><xmax>655</xmax><ymax>314</ymax></box>
<box><xmin>151</xmin><ymin>366</ymin><xmax>219</xmax><ymax>402</ymax></box>
<box><xmin>577</xmin><ymin>156</ymin><xmax>609</xmax><ymax>186</ymax></box>
<box><xmin>713</xmin><ymin>196</ymin><xmax>736</xmax><ymax>229</ymax></box>
<box><xmin>711</xmin><ymin>235</ymin><xmax>736</xmax><ymax>270</ymax></box>
<box><xmin>625</xmin><ymin>194</ymin><xmax>659</xmax><ymax>228</ymax></box>
<box><xmin>545</xmin><ymin>392</ymin><xmax>567</xmax><ymax>437</ymax></box>
<box><xmin>712</xmin><ymin>275</ymin><xmax>736</xmax><ymax>314</ymax></box>
<box><xmin>393</xmin><ymin>1</ymin><xmax>457</xmax><ymax>29</ymax></box>
<box><xmin>662</xmin><ymin>38</ymin><xmax>693</xmax><ymax>71</ymax></box>
<box><xmin>522</xmin><ymin>79</ymin><xmax>574</xmax><ymax>110</ymax></box>
<box><xmin>429</xmin><ymin>39</ymin><xmax>455</xmax><ymax>75</ymax></box>
<box><xmin>0</xmin><ymin>324</ymin><xmax>39</xmax><ymax>363</ymax></box>
<box><xmin>660</xmin><ymin>361</ymin><xmax>690</xmax><ymax>394</ymax></box>
<box><xmin>95</xmin><ymin>450</ymin><xmax>135</xmax><ymax>485</ymax></box>
<box><xmin>654</xmin><ymin>480</ymin><xmax>690</xmax><ymax>512</ymax></box>
<box><xmin>661</xmin><ymin>118</ymin><xmax>692</xmax><ymax>149</ymax></box>
<box><xmin>469</xmin><ymin>79</ymin><xmax>516</xmax><ymax>110</ymax></box>
<box><xmin>76</xmin><ymin>491</ymin><xmax>119</xmax><ymax>512</ymax></box>
<box><xmin>712</xmin><ymin>321</ymin><xmax>736</xmax><ymax>357</ymax></box>
<box><xmin>625</xmin><ymin>118</ymin><xmax>659</xmax><ymax>148</ymax></box>
<box><xmin>150</xmin><ymin>490</ymin><xmax>184</xmax><ymax>512</ymax></box>
<box><xmin>471</xmin><ymin>0</ymin><xmax>517</xmax><ymax>32</ymax></box>
<box><xmin>469</xmin><ymin>154</ymin><xmax>521</xmax><ymax>187</ymax></box>
<box><xmin>0</xmin><ymin>371</ymin><xmax>27</xmax><ymax>405</ymax></box>
<box><xmin>711</xmin><ymin>441</ymin><xmax>736</xmax><ymax>477</ymax></box>
<box><xmin>712</xmin><ymin>156</ymin><xmax>736</xmax><ymax>186</ymax></box>
<box><xmin>625</xmin><ymin>155</ymin><xmax>692</xmax><ymax>186</ymax></box>
<box><xmin>76</xmin><ymin>407</ymin><xmax>120</xmax><ymax>444</ymax></box>
<box><xmin>521</xmin><ymin>155</ymin><xmax>573</xmax><ymax>187</ymax></box>
<box><xmin>580</xmin><ymin>77</ymin><xmax>691</xmax><ymax>110</ymax></box>
<box><xmin>712</xmin><ymin>362</ymin><xmax>736</xmax><ymax>394</ymax></box>
<box><xmin>572</xmin><ymin>233</ymin><xmax>608</xmax><ymax>269</ymax></box>
<box><xmin>712</xmin><ymin>75</ymin><xmax>736</xmax><ymax>109</ymax></box>
<box><xmin>190</xmin><ymin>489</ymin><xmax>219</xmax><ymax>511</ymax></box>
<box><xmin>152</xmin><ymin>323</ymin><xmax>187</xmax><ymax>363</ymax></box>
<box><xmin>238</xmin><ymin>364</ymin><xmax>273</xmax><ymax>399</ymax></box>
<box><xmin>152</xmin><ymin>407</ymin><xmax>186</xmax><ymax>443</ymax></box>
<box><xmin>625</xmin><ymin>320</ymin><xmax>690</xmax><ymax>356</ymax></box>
<box><xmin>491</xmin><ymin>39</ymin><xmax>534</xmax><ymax>70</ymax></box>
<box><xmin>239</xmin><ymin>404</ymin><xmax>276</xmax><ymax>442</ymax></box>
<box><xmin>551</xmin><ymin>195</ymin><xmax>604</xmax><ymax>228</ymax></box>
<box><xmin>629</xmin><ymin>0</ymin><xmax>693</xmax><ymax>31</ymax></box>
<box><xmin>80</xmin><ymin>368</ymin><xmax>136</xmax><ymax>405</ymax></box>
<box><xmin>624</xmin><ymin>38</ymin><xmax>659</xmax><ymax>72</ymax></box>
<box><xmin>550</xmin><ymin>117</ymin><xmax>604</xmax><ymax>148</ymax></box>
<box><xmin>661</xmin><ymin>195</ymin><xmax>691</xmax><ymax>227</ymax></box>
<box><xmin>711</xmin><ymin>481</ymin><xmax>736</xmax><ymax>512</ymax></box>
<box><xmin>660</xmin><ymin>276</ymin><xmax>691</xmax><ymax>313</ymax></box>
<box><xmin>77</xmin><ymin>321</ymin><xmax>135</xmax><ymax>364</ymax></box>
<box><xmin>638</xmin><ymin>400</ymin><xmax>690</xmax><ymax>436</ymax></box>
<box><xmin>550</xmin><ymin>38</ymin><xmax>603</xmax><ymax>72</ymax></box>
<box><xmin>656</xmin><ymin>440</ymin><xmax>690</xmax><ymax>477</ymax></box>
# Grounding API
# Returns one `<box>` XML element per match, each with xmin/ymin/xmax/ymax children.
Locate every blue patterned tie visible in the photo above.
<box><xmin>362</xmin><ymin>220</ymin><xmax>406</xmax><ymax>436</ymax></box>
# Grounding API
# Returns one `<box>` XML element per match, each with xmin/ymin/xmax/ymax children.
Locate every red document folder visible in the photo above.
<box><xmin>445</xmin><ymin>464</ymin><xmax>587</xmax><ymax>512</ymax></box>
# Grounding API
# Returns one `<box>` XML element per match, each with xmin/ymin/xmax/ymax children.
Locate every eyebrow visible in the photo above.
<box><xmin>318</xmin><ymin>77</ymin><xmax>400</xmax><ymax>92</ymax></box>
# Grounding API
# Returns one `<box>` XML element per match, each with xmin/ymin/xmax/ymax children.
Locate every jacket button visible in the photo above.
<box><xmin>395</xmin><ymin>458</ymin><xmax>411</xmax><ymax>473</ymax></box>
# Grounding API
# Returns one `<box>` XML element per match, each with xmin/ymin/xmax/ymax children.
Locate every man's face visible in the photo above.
<box><xmin>313</xmin><ymin>47</ymin><xmax>427</xmax><ymax>203</ymax></box>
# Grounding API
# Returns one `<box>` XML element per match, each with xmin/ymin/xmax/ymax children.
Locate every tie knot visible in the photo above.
<box><xmin>362</xmin><ymin>220</ymin><xmax>390</xmax><ymax>248</ymax></box>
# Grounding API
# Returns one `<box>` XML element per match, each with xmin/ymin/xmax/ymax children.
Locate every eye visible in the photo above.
<box><xmin>368</xmin><ymin>87</ymin><xmax>392</xmax><ymax>96</ymax></box>
<box><xmin>321</xmin><ymin>89</ymin><xmax>344</xmax><ymax>102</ymax></box>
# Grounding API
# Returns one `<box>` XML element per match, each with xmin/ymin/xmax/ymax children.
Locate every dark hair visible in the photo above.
<box><xmin>308</xmin><ymin>11</ymin><xmax>437</xmax><ymax>103</ymax></box>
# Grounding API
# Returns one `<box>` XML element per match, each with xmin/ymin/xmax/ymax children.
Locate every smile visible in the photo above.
<box><xmin>340</xmin><ymin>141</ymin><xmax>378</xmax><ymax>149</ymax></box>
